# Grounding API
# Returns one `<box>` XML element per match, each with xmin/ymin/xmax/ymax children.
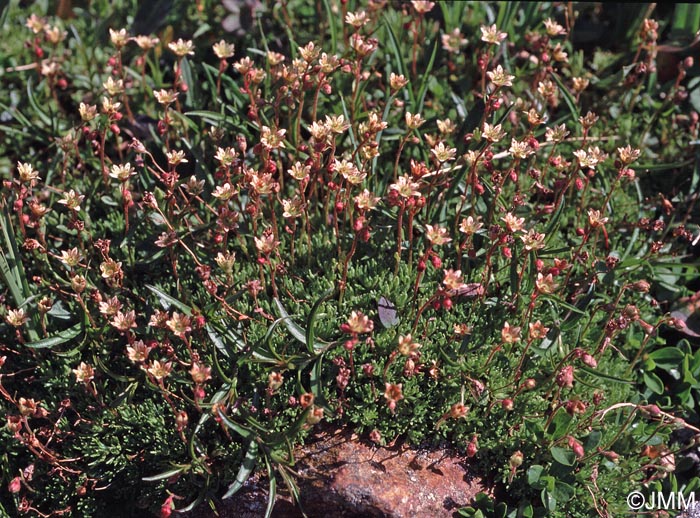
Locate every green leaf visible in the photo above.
<box><xmin>142</xmin><ymin>466</ymin><xmax>186</xmax><ymax>482</ymax></box>
<box><xmin>273</xmin><ymin>298</ymin><xmax>306</xmax><ymax>343</ymax></box>
<box><xmin>305</xmin><ymin>287</ymin><xmax>335</xmax><ymax>354</ymax></box>
<box><xmin>552</xmin><ymin>481</ymin><xmax>575</xmax><ymax>502</ymax></box>
<box><xmin>416</xmin><ymin>39</ymin><xmax>439</xmax><ymax>114</ymax></box>
<box><xmin>216</xmin><ymin>408</ymin><xmax>255</xmax><ymax>442</ymax></box>
<box><xmin>578</xmin><ymin>365</ymin><xmax>634</xmax><ymax>384</ymax></box>
<box><xmin>382</xmin><ymin>14</ymin><xmax>415</xmax><ymax>107</ymax></box>
<box><xmin>648</xmin><ymin>347</ymin><xmax>685</xmax><ymax>369</ymax></box>
<box><xmin>222</xmin><ymin>439</ymin><xmax>258</xmax><ymax>499</ymax></box>
<box><xmin>184</xmin><ymin>110</ymin><xmax>229</xmax><ymax>124</ymax></box>
<box><xmin>264</xmin><ymin>464</ymin><xmax>277</xmax><ymax>518</ymax></box>
<box><xmin>0</xmin><ymin>202</ymin><xmax>39</xmax><ymax>341</ymax></box>
<box><xmin>550</xmin><ymin>446</ymin><xmax>576</xmax><ymax>466</ymax></box>
<box><xmin>273</xmin><ymin>297</ymin><xmax>329</xmax><ymax>353</ymax></box>
<box><xmin>310</xmin><ymin>355</ymin><xmax>326</xmax><ymax>407</ymax></box>
<box><xmin>527</xmin><ymin>465</ymin><xmax>544</xmax><ymax>486</ymax></box>
<box><xmin>26</xmin><ymin>77</ymin><xmax>53</xmax><ymax>128</ymax></box>
<box><xmin>180</xmin><ymin>57</ymin><xmax>197</xmax><ymax>106</ymax></box>
<box><xmin>541</xmin><ymin>488</ymin><xmax>557</xmax><ymax>512</ymax></box>
<box><xmin>24</xmin><ymin>324</ymin><xmax>82</xmax><ymax>349</ymax></box>
<box><xmin>551</xmin><ymin>72</ymin><xmax>580</xmax><ymax>120</ymax></box>
<box><xmin>146</xmin><ymin>284</ymin><xmax>193</xmax><ymax>313</ymax></box>
<box><xmin>322</xmin><ymin>0</ymin><xmax>338</xmax><ymax>54</ymax></box>
<box><xmin>643</xmin><ymin>371</ymin><xmax>665</xmax><ymax>395</ymax></box>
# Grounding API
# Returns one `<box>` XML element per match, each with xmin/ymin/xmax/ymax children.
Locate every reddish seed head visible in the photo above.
<box><xmin>417</xmin><ymin>260</ymin><xmax>426</xmax><ymax>272</ymax></box>
<box><xmin>501</xmin><ymin>398</ymin><xmax>514</xmax><ymax>411</ymax></box>
<box><xmin>431</xmin><ymin>255</ymin><xmax>442</xmax><ymax>269</ymax></box>
<box><xmin>442</xmin><ymin>297</ymin><xmax>453</xmax><ymax>310</ymax></box>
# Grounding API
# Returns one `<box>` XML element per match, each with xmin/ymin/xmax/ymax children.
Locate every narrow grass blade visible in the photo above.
<box><xmin>222</xmin><ymin>439</ymin><xmax>258</xmax><ymax>499</ymax></box>
<box><xmin>305</xmin><ymin>287</ymin><xmax>335</xmax><ymax>354</ymax></box>
<box><xmin>551</xmin><ymin>72</ymin><xmax>579</xmax><ymax>120</ymax></box>
<box><xmin>217</xmin><ymin>408</ymin><xmax>255</xmax><ymax>442</ymax></box>
<box><xmin>142</xmin><ymin>467</ymin><xmax>187</xmax><ymax>482</ymax></box>
<box><xmin>24</xmin><ymin>324</ymin><xmax>81</xmax><ymax>349</ymax></box>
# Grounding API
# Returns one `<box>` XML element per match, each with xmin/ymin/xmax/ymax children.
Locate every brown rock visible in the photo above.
<box><xmin>185</xmin><ymin>426</ymin><xmax>487</xmax><ymax>518</ymax></box>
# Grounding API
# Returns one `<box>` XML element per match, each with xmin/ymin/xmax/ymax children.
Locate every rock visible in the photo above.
<box><xmin>185</xmin><ymin>426</ymin><xmax>487</xmax><ymax>518</ymax></box>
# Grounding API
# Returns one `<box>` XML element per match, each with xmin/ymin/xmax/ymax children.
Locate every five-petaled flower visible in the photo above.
<box><xmin>344</xmin><ymin>311</ymin><xmax>374</xmax><ymax>334</ymax></box>
<box><xmin>384</xmin><ymin>383</ymin><xmax>404</xmax><ymax>413</ymax></box>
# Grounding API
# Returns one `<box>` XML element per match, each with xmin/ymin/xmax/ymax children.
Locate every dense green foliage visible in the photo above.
<box><xmin>1</xmin><ymin>1</ymin><xmax>700</xmax><ymax>517</ymax></box>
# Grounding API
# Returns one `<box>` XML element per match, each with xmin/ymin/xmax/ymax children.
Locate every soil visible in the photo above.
<box><xmin>183</xmin><ymin>425</ymin><xmax>489</xmax><ymax>518</ymax></box>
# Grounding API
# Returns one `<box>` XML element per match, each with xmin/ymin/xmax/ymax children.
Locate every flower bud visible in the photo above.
<box><xmin>509</xmin><ymin>451</ymin><xmax>524</xmax><ymax>468</ymax></box>
<box><xmin>556</xmin><ymin>365</ymin><xmax>574</xmax><ymax>388</ymax></box>
<box><xmin>8</xmin><ymin>477</ymin><xmax>21</xmax><ymax>493</ymax></box>
<box><xmin>175</xmin><ymin>410</ymin><xmax>188</xmax><ymax>431</ymax></box>
<box><xmin>631</xmin><ymin>280</ymin><xmax>651</xmax><ymax>293</ymax></box>
<box><xmin>466</xmin><ymin>435</ymin><xmax>478</xmax><ymax>458</ymax></box>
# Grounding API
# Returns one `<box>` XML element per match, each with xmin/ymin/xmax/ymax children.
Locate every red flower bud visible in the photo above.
<box><xmin>466</xmin><ymin>435</ymin><xmax>478</xmax><ymax>458</ymax></box>
<box><xmin>9</xmin><ymin>477</ymin><xmax>21</xmax><ymax>494</ymax></box>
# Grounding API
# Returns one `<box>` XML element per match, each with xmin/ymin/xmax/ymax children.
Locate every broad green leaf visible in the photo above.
<box><xmin>643</xmin><ymin>371</ymin><xmax>665</xmax><ymax>395</ymax></box>
<box><xmin>550</xmin><ymin>446</ymin><xmax>575</xmax><ymax>466</ymax></box>
<box><xmin>648</xmin><ymin>347</ymin><xmax>685</xmax><ymax>369</ymax></box>
<box><xmin>527</xmin><ymin>465</ymin><xmax>544</xmax><ymax>486</ymax></box>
